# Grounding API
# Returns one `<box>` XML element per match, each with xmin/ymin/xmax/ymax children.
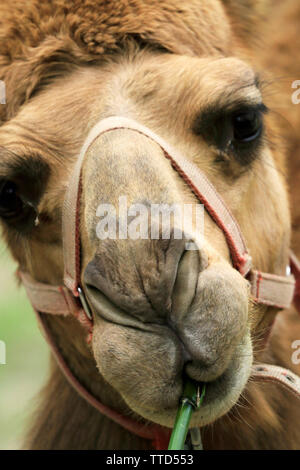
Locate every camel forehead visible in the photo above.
<box><xmin>122</xmin><ymin>56</ymin><xmax>259</xmax><ymax>110</ymax></box>
<box><xmin>3</xmin><ymin>54</ymin><xmax>259</xmax><ymax>139</ymax></box>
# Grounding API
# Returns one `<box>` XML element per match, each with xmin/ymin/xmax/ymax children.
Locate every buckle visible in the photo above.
<box><xmin>77</xmin><ymin>286</ymin><xmax>93</xmax><ymax>321</ymax></box>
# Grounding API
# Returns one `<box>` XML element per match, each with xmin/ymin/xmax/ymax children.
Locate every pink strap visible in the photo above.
<box><xmin>18</xmin><ymin>271</ymin><xmax>94</xmax><ymax>337</ymax></box>
<box><xmin>252</xmin><ymin>364</ymin><xmax>300</xmax><ymax>400</ymax></box>
<box><xmin>19</xmin><ymin>271</ymin><xmax>79</xmax><ymax>316</ymax></box>
<box><xmin>250</xmin><ymin>270</ymin><xmax>296</xmax><ymax>310</ymax></box>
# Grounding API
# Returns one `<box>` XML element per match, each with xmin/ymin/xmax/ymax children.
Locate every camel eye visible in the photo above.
<box><xmin>232</xmin><ymin>110</ymin><xmax>263</xmax><ymax>143</ymax></box>
<box><xmin>0</xmin><ymin>180</ymin><xmax>24</xmax><ymax>219</ymax></box>
<box><xmin>194</xmin><ymin>103</ymin><xmax>267</xmax><ymax>160</ymax></box>
<box><xmin>194</xmin><ymin>102</ymin><xmax>268</xmax><ymax>166</ymax></box>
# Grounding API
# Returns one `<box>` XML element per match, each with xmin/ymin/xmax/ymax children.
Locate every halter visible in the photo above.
<box><xmin>18</xmin><ymin>116</ymin><xmax>300</xmax><ymax>450</ymax></box>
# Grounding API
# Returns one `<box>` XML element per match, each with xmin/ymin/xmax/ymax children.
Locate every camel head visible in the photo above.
<box><xmin>0</xmin><ymin>0</ymin><xmax>291</xmax><ymax>429</ymax></box>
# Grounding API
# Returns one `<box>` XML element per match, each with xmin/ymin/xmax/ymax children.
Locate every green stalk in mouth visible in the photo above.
<box><xmin>168</xmin><ymin>380</ymin><xmax>206</xmax><ymax>450</ymax></box>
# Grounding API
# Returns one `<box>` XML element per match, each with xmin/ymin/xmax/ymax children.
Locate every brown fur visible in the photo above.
<box><xmin>0</xmin><ymin>0</ymin><xmax>299</xmax><ymax>449</ymax></box>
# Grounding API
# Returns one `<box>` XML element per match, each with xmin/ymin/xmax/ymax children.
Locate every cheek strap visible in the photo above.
<box><xmin>18</xmin><ymin>256</ymin><xmax>299</xmax><ymax>322</ymax></box>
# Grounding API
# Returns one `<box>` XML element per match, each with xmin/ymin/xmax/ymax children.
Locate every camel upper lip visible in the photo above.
<box><xmin>83</xmin><ymin>247</ymin><xmax>201</xmax><ymax>329</ymax></box>
<box><xmin>85</xmin><ymin>284</ymin><xmax>166</xmax><ymax>331</ymax></box>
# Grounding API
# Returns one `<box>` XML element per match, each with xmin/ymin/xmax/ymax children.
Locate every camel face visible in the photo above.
<box><xmin>0</xmin><ymin>50</ymin><xmax>291</xmax><ymax>428</ymax></box>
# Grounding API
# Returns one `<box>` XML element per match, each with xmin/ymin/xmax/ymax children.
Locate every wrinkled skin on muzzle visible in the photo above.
<box><xmin>80</xmin><ymin>128</ymin><xmax>252</xmax><ymax>427</ymax></box>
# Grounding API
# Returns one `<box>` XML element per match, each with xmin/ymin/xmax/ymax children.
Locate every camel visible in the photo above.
<box><xmin>0</xmin><ymin>0</ymin><xmax>300</xmax><ymax>450</ymax></box>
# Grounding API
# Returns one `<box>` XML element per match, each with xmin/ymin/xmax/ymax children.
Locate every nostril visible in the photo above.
<box><xmin>171</xmin><ymin>249</ymin><xmax>205</xmax><ymax>322</ymax></box>
<box><xmin>84</xmin><ymin>258</ymin><xmax>107</xmax><ymax>293</ymax></box>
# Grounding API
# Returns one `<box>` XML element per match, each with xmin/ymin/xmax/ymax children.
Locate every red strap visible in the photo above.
<box><xmin>152</xmin><ymin>428</ymin><xmax>172</xmax><ymax>450</ymax></box>
<box><xmin>290</xmin><ymin>251</ymin><xmax>300</xmax><ymax>313</ymax></box>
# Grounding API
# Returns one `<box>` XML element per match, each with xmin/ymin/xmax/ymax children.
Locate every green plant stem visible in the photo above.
<box><xmin>168</xmin><ymin>380</ymin><xmax>205</xmax><ymax>450</ymax></box>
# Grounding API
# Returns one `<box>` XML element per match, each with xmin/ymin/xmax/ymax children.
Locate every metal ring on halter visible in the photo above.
<box><xmin>77</xmin><ymin>286</ymin><xmax>93</xmax><ymax>321</ymax></box>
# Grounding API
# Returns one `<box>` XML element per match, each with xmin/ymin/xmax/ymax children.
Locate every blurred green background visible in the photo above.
<box><xmin>0</xmin><ymin>238</ymin><xmax>49</xmax><ymax>450</ymax></box>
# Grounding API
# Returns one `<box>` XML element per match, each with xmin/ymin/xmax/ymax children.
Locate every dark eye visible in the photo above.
<box><xmin>232</xmin><ymin>110</ymin><xmax>263</xmax><ymax>143</ymax></box>
<box><xmin>0</xmin><ymin>180</ymin><xmax>24</xmax><ymax>219</ymax></box>
<box><xmin>194</xmin><ymin>102</ymin><xmax>268</xmax><ymax>168</ymax></box>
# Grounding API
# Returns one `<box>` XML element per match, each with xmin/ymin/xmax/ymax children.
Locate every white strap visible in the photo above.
<box><xmin>252</xmin><ymin>364</ymin><xmax>300</xmax><ymax>400</ymax></box>
<box><xmin>18</xmin><ymin>271</ymin><xmax>93</xmax><ymax>335</ymax></box>
<box><xmin>19</xmin><ymin>271</ymin><xmax>78</xmax><ymax>316</ymax></box>
<box><xmin>250</xmin><ymin>270</ymin><xmax>296</xmax><ymax>310</ymax></box>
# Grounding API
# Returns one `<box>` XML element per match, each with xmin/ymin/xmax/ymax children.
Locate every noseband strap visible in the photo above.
<box><xmin>18</xmin><ymin>116</ymin><xmax>300</xmax><ymax>448</ymax></box>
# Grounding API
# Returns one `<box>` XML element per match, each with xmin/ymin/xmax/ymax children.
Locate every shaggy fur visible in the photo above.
<box><xmin>0</xmin><ymin>0</ymin><xmax>300</xmax><ymax>450</ymax></box>
<box><xmin>0</xmin><ymin>0</ymin><xmax>231</xmax><ymax>123</ymax></box>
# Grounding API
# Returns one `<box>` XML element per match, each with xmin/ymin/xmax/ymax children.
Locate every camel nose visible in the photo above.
<box><xmin>171</xmin><ymin>249</ymin><xmax>207</xmax><ymax>323</ymax></box>
<box><xmin>170</xmin><ymin>262</ymin><xmax>249</xmax><ymax>382</ymax></box>
<box><xmin>83</xmin><ymin>234</ymin><xmax>206</xmax><ymax>325</ymax></box>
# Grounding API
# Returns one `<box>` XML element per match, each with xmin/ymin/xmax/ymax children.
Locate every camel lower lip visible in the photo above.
<box><xmin>165</xmin><ymin>339</ymin><xmax>252</xmax><ymax>428</ymax></box>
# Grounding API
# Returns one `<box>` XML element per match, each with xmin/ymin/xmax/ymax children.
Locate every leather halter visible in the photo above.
<box><xmin>19</xmin><ymin>116</ymin><xmax>300</xmax><ymax>449</ymax></box>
